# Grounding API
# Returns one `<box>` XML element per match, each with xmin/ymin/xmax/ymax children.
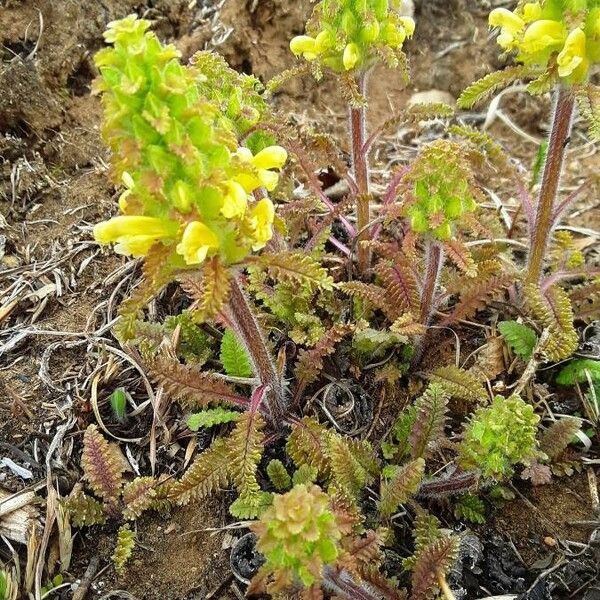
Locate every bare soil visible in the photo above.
<box><xmin>1</xmin><ymin>1</ymin><xmax>599</xmax><ymax>599</ymax></box>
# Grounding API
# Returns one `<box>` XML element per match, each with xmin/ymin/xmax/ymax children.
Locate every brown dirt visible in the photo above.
<box><xmin>1</xmin><ymin>0</ymin><xmax>599</xmax><ymax>598</ymax></box>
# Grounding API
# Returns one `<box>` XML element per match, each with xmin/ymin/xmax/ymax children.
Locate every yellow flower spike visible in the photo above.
<box><xmin>252</xmin><ymin>146</ymin><xmax>288</xmax><ymax>170</ymax></box>
<box><xmin>176</xmin><ymin>221</ymin><xmax>219</xmax><ymax>265</ymax></box>
<box><xmin>522</xmin><ymin>3</ymin><xmax>542</xmax><ymax>23</ymax></box>
<box><xmin>521</xmin><ymin>20</ymin><xmax>566</xmax><ymax>55</ymax></box>
<box><xmin>557</xmin><ymin>28</ymin><xmax>587</xmax><ymax>79</ymax></box>
<box><xmin>94</xmin><ymin>216</ymin><xmax>177</xmax><ymax>257</ymax></box>
<box><xmin>221</xmin><ymin>181</ymin><xmax>248</xmax><ymax>219</ymax></box>
<box><xmin>290</xmin><ymin>35</ymin><xmax>317</xmax><ymax>57</ymax></box>
<box><xmin>399</xmin><ymin>16</ymin><xmax>416</xmax><ymax>38</ymax></box>
<box><xmin>343</xmin><ymin>42</ymin><xmax>361</xmax><ymax>70</ymax></box>
<box><xmin>251</xmin><ymin>198</ymin><xmax>275</xmax><ymax>250</ymax></box>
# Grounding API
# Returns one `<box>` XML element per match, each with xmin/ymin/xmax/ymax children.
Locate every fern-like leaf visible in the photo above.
<box><xmin>410</xmin><ymin>536</ymin><xmax>459</xmax><ymax>600</ymax></box>
<box><xmin>458</xmin><ymin>66</ymin><xmax>536</xmax><ymax>109</ymax></box>
<box><xmin>294</xmin><ymin>324</ymin><xmax>354</xmax><ymax>391</ymax></box>
<box><xmin>229</xmin><ymin>491</ymin><xmax>273</xmax><ymax>519</ymax></box>
<box><xmin>180</xmin><ymin>257</ymin><xmax>232</xmax><ymax>324</ymax></box>
<box><xmin>326</xmin><ymin>434</ymin><xmax>376</xmax><ymax>497</ymax></box>
<box><xmin>149</xmin><ymin>356</ymin><xmax>249</xmax><ymax>408</ymax></box>
<box><xmin>442</xmin><ymin>262</ymin><xmax>512</xmax><ymax>325</ymax></box>
<box><xmin>379</xmin><ymin>458</ymin><xmax>425</xmax><ymax>517</ymax></box>
<box><xmin>339</xmin><ymin>282</ymin><xmax>393</xmax><ymax>319</ymax></box>
<box><xmin>63</xmin><ymin>486</ymin><xmax>106</xmax><ymax>527</ymax></box>
<box><xmin>453</xmin><ymin>494</ymin><xmax>486</xmax><ymax>524</ymax></box>
<box><xmin>497</xmin><ymin>320</ymin><xmax>539</xmax><ymax>361</ymax></box>
<box><xmin>112</xmin><ymin>524</ymin><xmax>135</xmax><ymax>577</ymax></box>
<box><xmin>227</xmin><ymin>411</ymin><xmax>266</xmax><ymax>501</ymax></box>
<box><xmin>186</xmin><ymin>408</ymin><xmax>241</xmax><ymax>430</ymax></box>
<box><xmin>169</xmin><ymin>437</ymin><xmax>230</xmax><ymax>505</ymax></box>
<box><xmin>378</xmin><ymin>260</ymin><xmax>421</xmax><ymax>317</ymax></box>
<box><xmin>428</xmin><ymin>366</ymin><xmax>487</xmax><ymax>402</ymax></box>
<box><xmin>443</xmin><ymin>239</ymin><xmax>477</xmax><ymax>277</ymax></box>
<box><xmin>250</xmin><ymin>252</ymin><xmax>334</xmax><ymax>292</ymax></box>
<box><xmin>524</xmin><ymin>284</ymin><xmax>578</xmax><ymax>361</ymax></box>
<box><xmin>122</xmin><ymin>477</ymin><xmax>158</xmax><ymax>520</ymax></box>
<box><xmin>292</xmin><ymin>464</ymin><xmax>319</xmax><ymax>486</ymax></box>
<box><xmin>409</xmin><ymin>384</ymin><xmax>449</xmax><ymax>460</ymax></box>
<box><xmin>287</xmin><ymin>417</ymin><xmax>331</xmax><ymax>477</ymax></box>
<box><xmin>81</xmin><ymin>425</ymin><xmax>125</xmax><ymax>509</ymax></box>
<box><xmin>220</xmin><ymin>329</ymin><xmax>253</xmax><ymax>378</ymax></box>
<box><xmin>266</xmin><ymin>459</ymin><xmax>292</xmax><ymax>491</ymax></box>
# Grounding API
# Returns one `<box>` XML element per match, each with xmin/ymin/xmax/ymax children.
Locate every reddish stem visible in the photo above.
<box><xmin>350</xmin><ymin>73</ymin><xmax>371</xmax><ymax>273</ymax></box>
<box><xmin>223</xmin><ymin>273</ymin><xmax>286</xmax><ymax>428</ymax></box>
<box><xmin>526</xmin><ymin>87</ymin><xmax>575</xmax><ymax>284</ymax></box>
<box><xmin>420</xmin><ymin>241</ymin><xmax>444</xmax><ymax>327</ymax></box>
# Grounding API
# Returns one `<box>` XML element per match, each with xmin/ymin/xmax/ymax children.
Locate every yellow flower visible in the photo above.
<box><xmin>176</xmin><ymin>221</ymin><xmax>219</xmax><ymax>265</ymax></box>
<box><xmin>290</xmin><ymin>35</ymin><xmax>318</xmax><ymax>60</ymax></box>
<box><xmin>94</xmin><ymin>216</ymin><xmax>177</xmax><ymax>256</ymax></box>
<box><xmin>557</xmin><ymin>28</ymin><xmax>587</xmax><ymax>79</ymax></box>
<box><xmin>251</xmin><ymin>198</ymin><xmax>275</xmax><ymax>250</ymax></box>
<box><xmin>117</xmin><ymin>172</ymin><xmax>135</xmax><ymax>212</ymax></box>
<box><xmin>520</xmin><ymin>20</ymin><xmax>566</xmax><ymax>55</ymax></box>
<box><xmin>235</xmin><ymin>146</ymin><xmax>288</xmax><ymax>193</ymax></box>
<box><xmin>221</xmin><ymin>181</ymin><xmax>248</xmax><ymax>219</ymax></box>
<box><xmin>343</xmin><ymin>42</ymin><xmax>361</xmax><ymax>70</ymax></box>
<box><xmin>489</xmin><ymin>8</ymin><xmax>525</xmax><ymax>48</ymax></box>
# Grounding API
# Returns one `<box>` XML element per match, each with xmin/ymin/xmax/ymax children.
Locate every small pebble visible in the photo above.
<box><xmin>544</xmin><ymin>536</ymin><xmax>557</xmax><ymax>547</ymax></box>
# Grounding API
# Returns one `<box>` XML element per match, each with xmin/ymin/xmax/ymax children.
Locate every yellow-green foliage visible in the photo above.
<box><xmin>251</xmin><ymin>484</ymin><xmax>342</xmax><ymax>591</ymax></box>
<box><xmin>112</xmin><ymin>524</ymin><xmax>136</xmax><ymax>576</ymax></box>
<box><xmin>459</xmin><ymin>395</ymin><xmax>540</xmax><ymax>480</ymax></box>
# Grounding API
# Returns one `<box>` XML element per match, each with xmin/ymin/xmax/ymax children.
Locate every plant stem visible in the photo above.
<box><xmin>436</xmin><ymin>571</ymin><xmax>457</xmax><ymax>600</ymax></box>
<box><xmin>224</xmin><ymin>273</ymin><xmax>286</xmax><ymax>428</ymax></box>
<box><xmin>420</xmin><ymin>241</ymin><xmax>444</xmax><ymax>327</ymax></box>
<box><xmin>411</xmin><ymin>241</ymin><xmax>444</xmax><ymax>367</ymax></box>
<box><xmin>349</xmin><ymin>72</ymin><xmax>371</xmax><ymax>274</ymax></box>
<box><xmin>526</xmin><ymin>87</ymin><xmax>575</xmax><ymax>284</ymax></box>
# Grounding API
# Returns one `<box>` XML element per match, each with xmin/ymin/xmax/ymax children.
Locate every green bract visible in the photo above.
<box><xmin>251</xmin><ymin>484</ymin><xmax>341</xmax><ymax>588</ymax></box>
<box><xmin>92</xmin><ymin>15</ymin><xmax>286</xmax><ymax>266</ymax></box>
<box><xmin>459</xmin><ymin>395</ymin><xmax>540</xmax><ymax>480</ymax></box>
<box><xmin>290</xmin><ymin>0</ymin><xmax>415</xmax><ymax>72</ymax></box>
<box><xmin>400</xmin><ymin>140</ymin><xmax>480</xmax><ymax>241</ymax></box>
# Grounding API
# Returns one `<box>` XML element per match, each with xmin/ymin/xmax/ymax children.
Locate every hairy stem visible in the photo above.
<box><xmin>420</xmin><ymin>241</ymin><xmax>444</xmax><ymax>326</ymax></box>
<box><xmin>526</xmin><ymin>87</ymin><xmax>575</xmax><ymax>284</ymax></box>
<box><xmin>224</xmin><ymin>273</ymin><xmax>286</xmax><ymax>427</ymax></box>
<box><xmin>350</xmin><ymin>73</ymin><xmax>371</xmax><ymax>273</ymax></box>
<box><xmin>412</xmin><ymin>241</ymin><xmax>444</xmax><ymax>367</ymax></box>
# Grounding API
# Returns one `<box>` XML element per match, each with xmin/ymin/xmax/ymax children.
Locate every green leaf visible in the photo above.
<box><xmin>556</xmin><ymin>359</ymin><xmax>600</xmax><ymax>385</ymax></box>
<box><xmin>187</xmin><ymin>408</ymin><xmax>241</xmax><ymax>431</ymax></box>
<box><xmin>220</xmin><ymin>329</ymin><xmax>253</xmax><ymax>378</ymax></box>
<box><xmin>498</xmin><ymin>320</ymin><xmax>538</xmax><ymax>361</ymax></box>
<box><xmin>229</xmin><ymin>491</ymin><xmax>272</xmax><ymax>518</ymax></box>
<box><xmin>110</xmin><ymin>388</ymin><xmax>127</xmax><ymax>422</ymax></box>
<box><xmin>458</xmin><ymin>66</ymin><xmax>535</xmax><ymax>109</ymax></box>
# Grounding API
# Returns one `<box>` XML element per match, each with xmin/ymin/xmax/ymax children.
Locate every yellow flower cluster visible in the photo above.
<box><xmin>489</xmin><ymin>1</ymin><xmax>600</xmax><ymax>83</ymax></box>
<box><xmin>92</xmin><ymin>15</ymin><xmax>287</xmax><ymax>267</ymax></box>
<box><xmin>290</xmin><ymin>0</ymin><xmax>415</xmax><ymax>72</ymax></box>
